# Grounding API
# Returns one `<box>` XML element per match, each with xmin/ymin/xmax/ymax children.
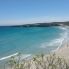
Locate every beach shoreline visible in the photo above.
<box><xmin>0</xmin><ymin>26</ymin><xmax>69</xmax><ymax>69</ymax></box>
<box><xmin>0</xmin><ymin>42</ymin><xmax>69</xmax><ymax>69</ymax></box>
<box><xmin>55</xmin><ymin>43</ymin><xmax>69</xmax><ymax>60</ymax></box>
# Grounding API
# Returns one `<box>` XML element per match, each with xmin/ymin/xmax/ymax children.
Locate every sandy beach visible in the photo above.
<box><xmin>55</xmin><ymin>44</ymin><xmax>69</xmax><ymax>63</ymax></box>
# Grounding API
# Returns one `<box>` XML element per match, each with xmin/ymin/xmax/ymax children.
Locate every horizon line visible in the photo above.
<box><xmin>0</xmin><ymin>21</ymin><xmax>69</xmax><ymax>26</ymax></box>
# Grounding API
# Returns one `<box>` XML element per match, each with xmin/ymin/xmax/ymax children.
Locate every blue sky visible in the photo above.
<box><xmin>0</xmin><ymin>0</ymin><xmax>69</xmax><ymax>25</ymax></box>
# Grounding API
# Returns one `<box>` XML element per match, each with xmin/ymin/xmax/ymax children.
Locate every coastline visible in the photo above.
<box><xmin>0</xmin><ymin>26</ymin><xmax>69</xmax><ymax>69</ymax></box>
<box><xmin>4</xmin><ymin>44</ymin><xmax>69</xmax><ymax>69</ymax></box>
<box><xmin>55</xmin><ymin>26</ymin><xmax>69</xmax><ymax>61</ymax></box>
<box><xmin>56</xmin><ymin>43</ymin><xmax>69</xmax><ymax>60</ymax></box>
<box><xmin>0</xmin><ymin>42</ymin><xmax>69</xmax><ymax>69</ymax></box>
<box><xmin>0</xmin><ymin>26</ymin><xmax>68</xmax><ymax>61</ymax></box>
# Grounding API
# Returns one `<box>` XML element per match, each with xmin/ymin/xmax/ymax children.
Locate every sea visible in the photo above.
<box><xmin>0</xmin><ymin>26</ymin><xmax>69</xmax><ymax>68</ymax></box>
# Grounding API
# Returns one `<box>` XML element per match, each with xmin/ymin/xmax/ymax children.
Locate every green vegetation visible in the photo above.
<box><xmin>4</xmin><ymin>53</ymin><xmax>69</xmax><ymax>69</ymax></box>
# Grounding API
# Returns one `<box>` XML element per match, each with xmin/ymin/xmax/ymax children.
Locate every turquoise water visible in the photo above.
<box><xmin>0</xmin><ymin>26</ymin><xmax>67</xmax><ymax>59</ymax></box>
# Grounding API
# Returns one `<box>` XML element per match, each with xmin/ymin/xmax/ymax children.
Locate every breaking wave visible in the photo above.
<box><xmin>0</xmin><ymin>53</ymin><xmax>18</xmax><ymax>61</ymax></box>
<box><xmin>40</xmin><ymin>26</ymin><xmax>68</xmax><ymax>52</ymax></box>
<box><xmin>0</xmin><ymin>53</ymin><xmax>31</xmax><ymax>61</ymax></box>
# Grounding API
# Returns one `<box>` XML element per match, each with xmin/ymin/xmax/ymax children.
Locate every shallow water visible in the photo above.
<box><xmin>0</xmin><ymin>26</ymin><xmax>68</xmax><ymax>58</ymax></box>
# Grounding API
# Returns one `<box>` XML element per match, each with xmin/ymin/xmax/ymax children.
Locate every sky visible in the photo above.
<box><xmin>0</xmin><ymin>0</ymin><xmax>69</xmax><ymax>26</ymax></box>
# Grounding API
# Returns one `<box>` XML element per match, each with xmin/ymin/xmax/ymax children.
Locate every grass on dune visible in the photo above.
<box><xmin>4</xmin><ymin>53</ymin><xmax>69</xmax><ymax>69</ymax></box>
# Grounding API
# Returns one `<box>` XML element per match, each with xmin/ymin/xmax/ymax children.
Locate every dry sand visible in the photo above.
<box><xmin>56</xmin><ymin>45</ymin><xmax>69</xmax><ymax>63</ymax></box>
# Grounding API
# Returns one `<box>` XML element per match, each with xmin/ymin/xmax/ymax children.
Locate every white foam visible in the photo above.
<box><xmin>0</xmin><ymin>53</ymin><xmax>18</xmax><ymax>61</ymax></box>
<box><xmin>52</xmin><ymin>26</ymin><xmax>68</xmax><ymax>52</ymax></box>
<box><xmin>40</xmin><ymin>26</ymin><xmax>68</xmax><ymax>52</ymax></box>
<box><xmin>0</xmin><ymin>53</ymin><xmax>32</xmax><ymax>61</ymax></box>
<box><xmin>59</xmin><ymin>26</ymin><xmax>67</xmax><ymax>30</ymax></box>
<box><xmin>40</xmin><ymin>38</ymin><xmax>64</xmax><ymax>48</ymax></box>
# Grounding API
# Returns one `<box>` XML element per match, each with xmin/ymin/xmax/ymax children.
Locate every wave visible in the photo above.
<box><xmin>40</xmin><ymin>26</ymin><xmax>68</xmax><ymax>52</ymax></box>
<box><xmin>0</xmin><ymin>53</ymin><xmax>32</xmax><ymax>61</ymax></box>
<box><xmin>0</xmin><ymin>53</ymin><xmax>18</xmax><ymax>61</ymax></box>
<box><xmin>52</xmin><ymin>27</ymin><xmax>68</xmax><ymax>52</ymax></box>
<box><xmin>40</xmin><ymin>38</ymin><xmax>64</xmax><ymax>48</ymax></box>
<box><xmin>59</xmin><ymin>26</ymin><xmax>67</xmax><ymax>31</ymax></box>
